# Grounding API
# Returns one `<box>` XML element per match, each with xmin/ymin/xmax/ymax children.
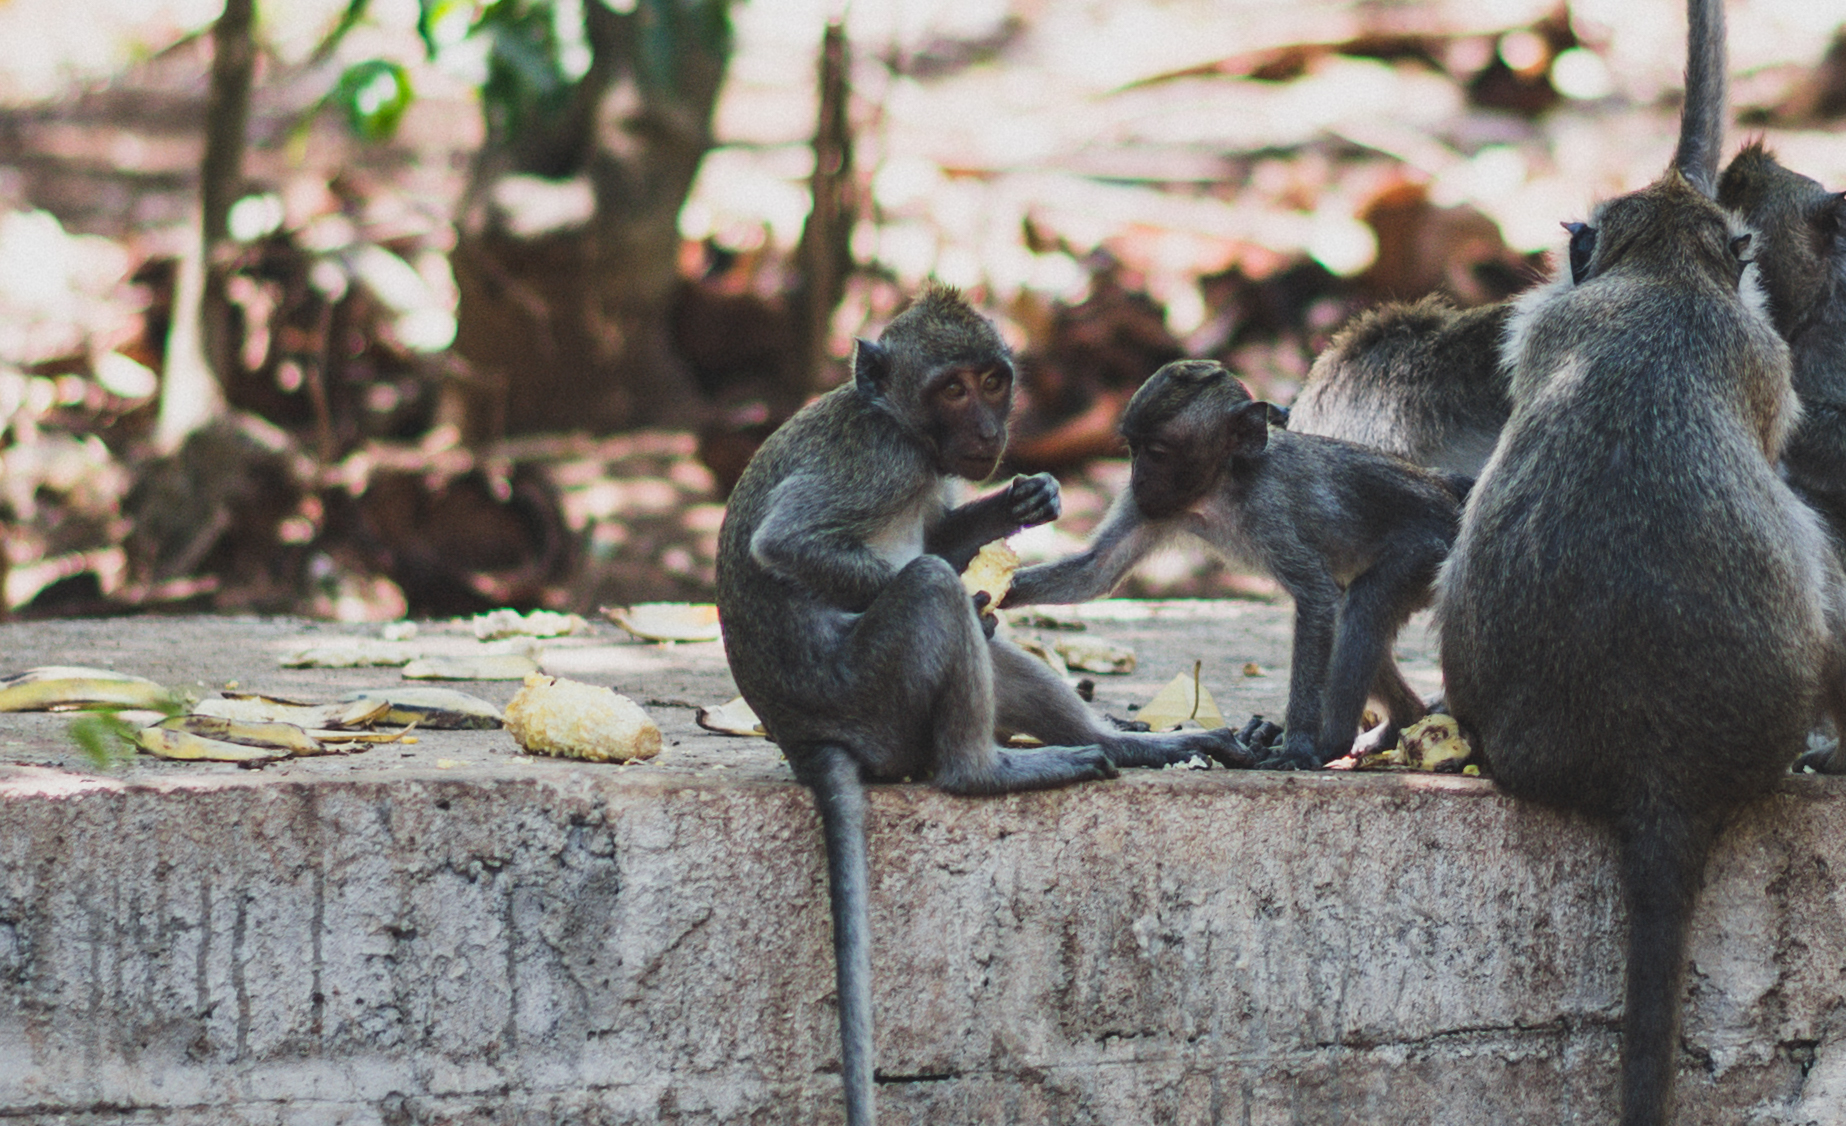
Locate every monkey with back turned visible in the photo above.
<box><xmin>1004</xmin><ymin>358</ymin><xmax>1468</xmax><ymax>770</ymax></box>
<box><xmin>1438</xmin><ymin>2</ymin><xmax>1846</xmax><ymax>1122</ymax></box>
<box><xmin>715</xmin><ymin>285</ymin><xmax>1253</xmax><ymax>1126</ymax></box>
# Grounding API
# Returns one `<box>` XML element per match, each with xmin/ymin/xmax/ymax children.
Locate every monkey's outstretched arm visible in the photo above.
<box><xmin>927</xmin><ymin>473</ymin><xmax>1063</xmax><ymax>570</ymax></box>
<box><xmin>1001</xmin><ymin>495</ymin><xmax>1176</xmax><ymax>607</ymax></box>
<box><xmin>750</xmin><ymin>473</ymin><xmax>896</xmax><ymax>612</ymax></box>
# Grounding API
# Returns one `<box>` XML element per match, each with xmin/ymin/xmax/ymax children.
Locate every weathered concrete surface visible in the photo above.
<box><xmin>1</xmin><ymin>613</ymin><xmax>1845</xmax><ymax>1125</ymax></box>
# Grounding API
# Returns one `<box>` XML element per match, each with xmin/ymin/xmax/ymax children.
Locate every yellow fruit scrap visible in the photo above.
<box><xmin>504</xmin><ymin>674</ymin><xmax>661</xmax><ymax>762</ymax></box>
<box><xmin>1053</xmin><ymin>636</ymin><xmax>1136</xmax><ymax>675</ymax></box>
<box><xmin>696</xmin><ymin>696</ymin><xmax>766</xmax><ymax>737</ymax></box>
<box><xmin>959</xmin><ymin>541</ymin><xmax>1020</xmax><ymax>605</ymax></box>
<box><xmin>602</xmin><ymin>603</ymin><xmax>723</xmax><ymax>643</ymax></box>
<box><xmin>401</xmin><ymin>654</ymin><xmax>540</xmax><ymax>681</ymax></box>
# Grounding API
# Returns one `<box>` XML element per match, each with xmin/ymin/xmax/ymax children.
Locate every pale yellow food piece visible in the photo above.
<box><xmin>1402</xmin><ymin>713</ymin><xmax>1472</xmax><ymax>772</ymax></box>
<box><xmin>960</xmin><ymin>541</ymin><xmax>1020</xmax><ymax>606</ymax></box>
<box><xmin>696</xmin><ymin>696</ymin><xmax>767</xmax><ymax>737</ymax></box>
<box><xmin>505</xmin><ymin>674</ymin><xmax>661</xmax><ymax>762</ymax></box>
<box><xmin>471</xmin><ymin>608</ymin><xmax>589</xmax><ymax>640</ymax></box>
<box><xmin>401</xmin><ymin>654</ymin><xmax>540</xmax><ymax>681</ymax></box>
<box><xmin>1011</xmin><ymin>634</ymin><xmax>1069</xmax><ymax>677</ymax></box>
<box><xmin>1054</xmin><ymin>636</ymin><xmax>1136</xmax><ymax>675</ymax></box>
<box><xmin>603</xmin><ymin>603</ymin><xmax>722</xmax><ymax>643</ymax></box>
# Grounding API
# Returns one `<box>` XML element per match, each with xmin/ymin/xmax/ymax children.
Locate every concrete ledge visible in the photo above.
<box><xmin>1</xmin><ymin>615</ymin><xmax>1844</xmax><ymax>1124</ymax></box>
<box><xmin>6</xmin><ymin>766</ymin><xmax>1846</xmax><ymax>1124</ymax></box>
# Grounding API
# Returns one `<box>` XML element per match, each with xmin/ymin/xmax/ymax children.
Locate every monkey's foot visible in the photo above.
<box><xmin>1194</xmin><ymin>727</ymin><xmax>1257</xmax><ymax>769</ymax></box>
<box><xmin>1255</xmin><ymin>732</ymin><xmax>1321</xmax><ymax>771</ymax></box>
<box><xmin>1104</xmin><ymin>714</ymin><xmax>1153</xmax><ymax>732</ymax></box>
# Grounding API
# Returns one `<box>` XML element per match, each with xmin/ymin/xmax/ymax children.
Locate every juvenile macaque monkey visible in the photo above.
<box><xmin>1005</xmin><ymin>359</ymin><xmax>1467</xmax><ymax>770</ymax></box>
<box><xmin>1438</xmin><ymin>2</ymin><xmax>1846</xmax><ymax>1121</ymax></box>
<box><xmin>715</xmin><ymin>285</ymin><xmax>1249</xmax><ymax>1126</ymax></box>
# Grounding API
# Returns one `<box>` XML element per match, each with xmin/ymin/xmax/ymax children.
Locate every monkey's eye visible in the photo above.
<box><xmin>1564</xmin><ymin>222</ymin><xmax>1597</xmax><ymax>285</ymax></box>
<box><xmin>939</xmin><ymin>379</ymin><xmax>969</xmax><ymax>403</ymax></box>
<box><xmin>981</xmin><ymin>370</ymin><xmax>1007</xmax><ymax>396</ymax></box>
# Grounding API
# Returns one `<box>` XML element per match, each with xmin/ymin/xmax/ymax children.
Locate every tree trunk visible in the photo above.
<box><xmin>449</xmin><ymin>0</ymin><xmax>732</xmax><ymax>440</ymax></box>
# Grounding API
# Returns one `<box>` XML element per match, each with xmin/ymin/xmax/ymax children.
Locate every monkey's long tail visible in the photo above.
<box><xmin>811</xmin><ymin>744</ymin><xmax>877</xmax><ymax>1126</ymax></box>
<box><xmin>1674</xmin><ymin>0</ymin><xmax>1727</xmax><ymax>196</ymax></box>
<box><xmin>1615</xmin><ymin>807</ymin><xmax>1715</xmax><ymax>1126</ymax></box>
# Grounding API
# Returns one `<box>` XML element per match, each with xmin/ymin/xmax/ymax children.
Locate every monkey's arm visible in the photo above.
<box><xmin>926</xmin><ymin>473</ymin><xmax>1062</xmax><ymax>570</ymax></box>
<box><xmin>1001</xmin><ymin>495</ymin><xmax>1175</xmax><ymax>607</ymax></box>
<box><xmin>749</xmin><ymin>473</ymin><xmax>898</xmax><ymax>613</ymax></box>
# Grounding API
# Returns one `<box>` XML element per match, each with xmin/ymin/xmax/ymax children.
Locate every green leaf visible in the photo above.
<box><xmin>68</xmin><ymin>712</ymin><xmax>143</xmax><ymax>771</ymax></box>
<box><xmin>335</xmin><ymin>59</ymin><xmax>415</xmax><ymax>141</ymax></box>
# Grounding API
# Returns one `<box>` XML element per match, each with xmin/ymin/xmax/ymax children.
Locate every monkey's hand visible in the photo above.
<box><xmin>972</xmin><ymin>592</ymin><xmax>999</xmax><ymax>640</ymax></box>
<box><xmin>1007</xmin><ymin>473</ymin><xmax>1062</xmax><ymax>530</ymax></box>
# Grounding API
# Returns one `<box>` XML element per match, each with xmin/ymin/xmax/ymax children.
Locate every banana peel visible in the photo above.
<box><xmin>194</xmin><ymin>695</ymin><xmax>390</xmax><ymax>729</ymax></box>
<box><xmin>338</xmin><ymin>688</ymin><xmax>504</xmax><ymax>729</ymax></box>
<box><xmin>136</xmin><ymin>715</ymin><xmax>321</xmax><ymax>763</ymax></box>
<box><xmin>1137</xmin><ymin>662</ymin><xmax>1227</xmax><ymax>731</ymax></box>
<box><xmin>0</xmin><ymin>666</ymin><xmax>180</xmax><ymax>712</ymax></box>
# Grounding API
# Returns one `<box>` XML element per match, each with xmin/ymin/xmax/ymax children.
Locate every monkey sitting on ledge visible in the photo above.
<box><xmin>715</xmin><ymin>285</ymin><xmax>1253</xmax><ymax>1126</ymax></box>
<box><xmin>1004</xmin><ymin>358</ymin><xmax>1467</xmax><ymax>770</ymax></box>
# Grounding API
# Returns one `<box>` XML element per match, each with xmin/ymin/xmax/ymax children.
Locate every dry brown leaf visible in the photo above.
<box><xmin>1136</xmin><ymin>662</ymin><xmax>1227</xmax><ymax>731</ymax></box>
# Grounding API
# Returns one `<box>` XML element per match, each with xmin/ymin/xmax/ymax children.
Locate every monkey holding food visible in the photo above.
<box><xmin>715</xmin><ymin>284</ymin><xmax>1252</xmax><ymax>1126</ymax></box>
<box><xmin>1005</xmin><ymin>358</ymin><xmax>1468</xmax><ymax>770</ymax></box>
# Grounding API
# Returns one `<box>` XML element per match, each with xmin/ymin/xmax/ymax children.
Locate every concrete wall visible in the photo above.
<box><xmin>4</xmin><ymin>765</ymin><xmax>1846</xmax><ymax>1125</ymax></box>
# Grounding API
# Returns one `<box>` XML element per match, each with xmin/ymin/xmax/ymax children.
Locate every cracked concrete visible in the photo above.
<box><xmin>2</xmin><ymin>611</ymin><xmax>1845</xmax><ymax>1124</ymax></box>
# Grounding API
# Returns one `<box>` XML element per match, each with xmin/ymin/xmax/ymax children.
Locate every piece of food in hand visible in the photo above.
<box><xmin>960</xmin><ymin>541</ymin><xmax>1020</xmax><ymax>606</ymax></box>
<box><xmin>505</xmin><ymin>674</ymin><xmax>661</xmax><ymax>762</ymax></box>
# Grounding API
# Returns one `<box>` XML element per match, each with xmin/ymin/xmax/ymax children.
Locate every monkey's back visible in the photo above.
<box><xmin>715</xmin><ymin>385</ymin><xmax>938</xmax><ymax>744</ymax></box>
<box><xmin>1438</xmin><ymin>276</ymin><xmax>1827</xmax><ymax>822</ymax></box>
<box><xmin>1290</xmin><ymin>299</ymin><xmax>1513</xmax><ymax>476</ymax></box>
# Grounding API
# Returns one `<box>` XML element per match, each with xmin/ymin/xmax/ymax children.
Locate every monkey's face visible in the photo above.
<box><xmin>925</xmin><ymin>363</ymin><xmax>1014</xmax><ymax>480</ymax></box>
<box><xmin>1127</xmin><ymin>421</ymin><xmax>1211</xmax><ymax>519</ymax></box>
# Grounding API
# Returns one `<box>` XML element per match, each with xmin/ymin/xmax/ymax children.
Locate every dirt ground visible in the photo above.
<box><xmin>0</xmin><ymin>602</ymin><xmax>1441</xmax><ymax>787</ymax></box>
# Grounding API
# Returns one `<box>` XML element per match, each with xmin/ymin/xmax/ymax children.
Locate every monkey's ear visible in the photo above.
<box><xmin>852</xmin><ymin>338</ymin><xmax>889</xmax><ymax>398</ymax></box>
<box><xmin>1817</xmin><ymin>193</ymin><xmax>1846</xmax><ymax>248</ymax></box>
<box><xmin>1225</xmin><ymin>400</ymin><xmax>1274</xmax><ymax>457</ymax></box>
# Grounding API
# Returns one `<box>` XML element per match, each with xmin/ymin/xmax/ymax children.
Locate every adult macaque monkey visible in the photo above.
<box><xmin>1288</xmin><ymin>297</ymin><xmax>1514</xmax><ymax>477</ymax></box>
<box><xmin>1439</xmin><ymin>1</ymin><xmax>1846</xmax><ymax>1121</ymax></box>
<box><xmin>716</xmin><ymin>285</ymin><xmax>1250</xmax><ymax>1126</ymax></box>
<box><xmin>1004</xmin><ymin>359</ymin><xmax>1467</xmax><ymax>770</ymax></box>
<box><xmin>1718</xmin><ymin>144</ymin><xmax>1846</xmax><ymax>556</ymax></box>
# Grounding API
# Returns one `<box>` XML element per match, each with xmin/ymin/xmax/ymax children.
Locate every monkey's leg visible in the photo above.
<box><xmin>989</xmin><ymin>638</ymin><xmax>1255</xmax><ymax>769</ymax></box>
<box><xmin>1312</xmin><ymin>556</ymin><xmax>1431</xmax><ymax>766</ymax></box>
<box><xmin>849</xmin><ymin>556</ymin><xmax>1116</xmax><ymax>794</ymax></box>
<box><xmin>1347</xmin><ymin>654</ymin><xmax>1430</xmax><ymax>759</ymax></box>
<box><xmin>1263</xmin><ymin>574</ymin><xmax>1339</xmax><ymax>769</ymax></box>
